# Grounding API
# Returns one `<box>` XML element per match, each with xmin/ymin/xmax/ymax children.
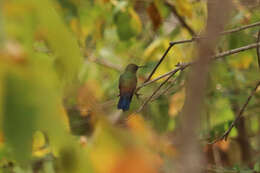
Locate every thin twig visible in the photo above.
<box><xmin>137</xmin><ymin>62</ymin><xmax>192</xmax><ymax>90</ymax></box>
<box><xmin>169</xmin><ymin>38</ymin><xmax>195</xmax><ymax>45</ymax></box>
<box><xmin>137</xmin><ymin>42</ymin><xmax>260</xmax><ymax>112</ymax></box>
<box><xmin>150</xmin><ymin>77</ymin><xmax>179</xmax><ymax>101</ymax></box>
<box><xmin>209</xmin><ymin>80</ymin><xmax>260</xmax><ymax>144</ymax></box>
<box><xmin>93</xmin><ymin>22</ymin><xmax>260</xmax><ymax>110</ymax></box>
<box><xmin>150</xmin><ymin>72</ymin><xmax>184</xmax><ymax>102</ymax></box>
<box><xmin>143</xmin><ymin>42</ymin><xmax>175</xmax><ymax>83</ymax></box>
<box><xmin>136</xmin><ymin>64</ymin><xmax>186</xmax><ymax>113</ymax></box>
<box><xmin>213</xmin><ymin>42</ymin><xmax>260</xmax><ymax>60</ymax></box>
<box><xmin>165</xmin><ymin>1</ymin><xmax>195</xmax><ymax>36</ymax></box>
<box><xmin>257</xmin><ymin>29</ymin><xmax>260</xmax><ymax>68</ymax></box>
<box><xmin>141</xmin><ymin>39</ymin><xmax>195</xmax><ymax>86</ymax></box>
<box><xmin>137</xmin><ymin>73</ymin><xmax>173</xmax><ymax>113</ymax></box>
<box><xmin>220</xmin><ymin>21</ymin><xmax>260</xmax><ymax>35</ymax></box>
<box><xmin>142</xmin><ymin>21</ymin><xmax>260</xmax><ymax>85</ymax></box>
<box><xmin>138</xmin><ymin>42</ymin><xmax>260</xmax><ymax>91</ymax></box>
<box><xmin>163</xmin><ymin>83</ymin><xmax>185</xmax><ymax>98</ymax></box>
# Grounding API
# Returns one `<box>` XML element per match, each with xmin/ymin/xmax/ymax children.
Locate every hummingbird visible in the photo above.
<box><xmin>117</xmin><ymin>64</ymin><xmax>143</xmax><ymax>111</ymax></box>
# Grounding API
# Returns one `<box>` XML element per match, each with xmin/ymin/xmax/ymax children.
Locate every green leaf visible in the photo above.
<box><xmin>254</xmin><ymin>162</ymin><xmax>260</xmax><ymax>172</ymax></box>
<box><xmin>31</xmin><ymin>0</ymin><xmax>83</xmax><ymax>87</ymax></box>
<box><xmin>114</xmin><ymin>11</ymin><xmax>136</xmax><ymax>41</ymax></box>
<box><xmin>3</xmin><ymin>72</ymin><xmax>37</xmax><ymax>165</ymax></box>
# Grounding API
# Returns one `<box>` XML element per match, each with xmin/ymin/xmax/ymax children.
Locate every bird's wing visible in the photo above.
<box><xmin>119</xmin><ymin>74</ymin><xmax>123</xmax><ymax>90</ymax></box>
<box><xmin>119</xmin><ymin>73</ymin><xmax>137</xmax><ymax>96</ymax></box>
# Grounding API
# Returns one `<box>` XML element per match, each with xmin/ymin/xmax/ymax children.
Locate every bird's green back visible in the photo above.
<box><xmin>119</xmin><ymin>71</ymin><xmax>137</xmax><ymax>88</ymax></box>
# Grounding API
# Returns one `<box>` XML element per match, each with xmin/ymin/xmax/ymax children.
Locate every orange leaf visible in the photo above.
<box><xmin>146</xmin><ymin>2</ymin><xmax>162</xmax><ymax>31</ymax></box>
<box><xmin>110</xmin><ymin>149</ymin><xmax>158</xmax><ymax>173</ymax></box>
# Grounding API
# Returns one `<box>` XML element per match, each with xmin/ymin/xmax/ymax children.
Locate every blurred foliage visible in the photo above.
<box><xmin>0</xmin><ymin>0</ymin><xmax>260</xmax><ymax>173</ymax></box>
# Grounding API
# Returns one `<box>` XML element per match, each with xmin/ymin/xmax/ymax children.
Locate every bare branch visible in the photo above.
<box><xmin>138</xmin><ymin>42</ymin><xmax>260</xmax><ymax>91</ymax></box>
<box><xmin>209</xmin><ymin>80</ymin><xmax>260</xmax><ymax>144</ymax></box>
<box><xmin>213</xmin><ymin>42</ymin><xmax>260</xmax><ymax>60</ymax></box>
<box><xmin>220</xmin><ymin>21</ymin><xmax>260</xmax><ymax>35</ymax></box>
<box><xmin>169</xmin><ymin>38</ymin><xmax>195</xmax><ymax>45</ymax></box>
<box><xmin>150</xmin><ymin>77</ymin><xmax>181</xmax><ymax>101</ymax></box>
<box><xmin>137</xmin><ymin>62</ymin><xmax>191</xmax><ymax>89</ymax></box>
<box><xmin>143</xmin><ymin>42</ymin><xmax>175</xmax><ymax>83</ymax></box>
<box><xmin>179</xmin><ymin>21</ymin><xmax>260</xmax><ymax>44</ymax></box>
<box><xmin>137</xmin><ymin>64</ymin><xmax>186</xmax><ymax>113</ymax></box>
<box><xmin>141</xmin><ymin>21</ymin><xmax>260</xmax><ymax>86</ymax></box>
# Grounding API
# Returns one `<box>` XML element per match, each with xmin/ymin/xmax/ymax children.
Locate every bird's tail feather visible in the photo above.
<box><xmin>117</xmin><ymin>94</ymin><xmax>132</xmax><ymax>111</ymax></box>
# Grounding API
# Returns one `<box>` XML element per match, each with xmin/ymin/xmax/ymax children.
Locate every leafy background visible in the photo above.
<box><xmin>0</xmin><ymin>0</ymin><xmax>260</xmax><ymax>172</ymax></box>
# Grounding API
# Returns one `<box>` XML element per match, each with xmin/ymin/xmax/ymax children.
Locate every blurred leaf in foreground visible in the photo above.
<box><xmin>2</xmin><ymin>71</ymin><xmax>37</xmax><ymax>166</ymax></box>
<box><xmin>32</xmin><ymin>0</ymin><xmax>83</xmax><ymax>89</ymax></box>
<box><xmin>66</xmin><ymin>107</ymin><xmax>94</xmax><ymax>136</ymax></box>
<box><xmin>114</xmin><ymin>7</ymin><xmax>141</xmax><ymax>41</ymax></box>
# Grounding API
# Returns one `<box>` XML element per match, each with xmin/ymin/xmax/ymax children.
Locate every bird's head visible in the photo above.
<box><xmin>125</xmin><ymin>64</ymin><xmax>145</xmax><ymax>73</ymax></box>
<box><xmin>125</xmin><ymin>64</ymin><xmax>139</xmax><ymax>73</ymax></box>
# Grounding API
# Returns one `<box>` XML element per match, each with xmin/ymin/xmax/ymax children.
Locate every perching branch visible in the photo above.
<box><xmin>209</xmin><ymin>80</ymin><xmax>260</xmax><ymax>144</ymax></box>
<box><xmin>137</xmin><ymin>63</ymin><xmax>187</xmax><ymax>112</ymax></box>
<box><xmin>137</xmin><ymin>63</ymin><xmax>188</xmax><ymax>90</ymax></box>
<box><xmin>137</xmin><ymin>41</ymin><xmax>260</xmax><ymax>111</ymax></box>
<box><xmin>142</xmin><ymin>21</ymin><xmax>260</xmax><ymax>86</ymax></box>
<box><xmin>107</xmin><ymin>21</ymin><xmax>260</xmax><ymax>111</ymax></box>
<box><xmin>138</xmin><ymin>42</ymin><xmax>260</xmax><ymax>91</ymax></box>
<box><xmin>134</xmin><ymin>21</ymin><xmax>260</xmax><ymax>113</ymax></box>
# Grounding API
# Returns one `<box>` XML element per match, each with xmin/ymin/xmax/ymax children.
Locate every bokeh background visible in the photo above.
<box><xmin>0</xmin><ymin>0</ymin><xmax>260</xmax><ymax>172</ymax></box>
